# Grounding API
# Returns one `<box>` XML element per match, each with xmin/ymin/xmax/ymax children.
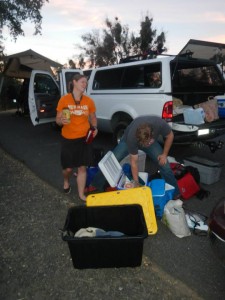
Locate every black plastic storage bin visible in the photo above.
<box><xmin>62</xmin><ymin>205</ymin><xmax>148</xmax><ymax>269</ymax></box>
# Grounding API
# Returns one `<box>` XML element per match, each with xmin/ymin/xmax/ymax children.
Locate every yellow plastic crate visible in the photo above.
<box><xmin>86</xmin><ymin>186</ymin><xmax>157</xmax><ymax>235</ymax></box>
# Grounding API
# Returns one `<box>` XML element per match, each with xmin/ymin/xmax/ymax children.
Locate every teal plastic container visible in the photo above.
<box><xmin>148</xmin><ymin>179</ymin><xmax>175</xmax><ymax>218</ymax></box>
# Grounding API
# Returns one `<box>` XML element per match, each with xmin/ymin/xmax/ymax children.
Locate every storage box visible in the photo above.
<box><xmin>148</xmin><ymin>179</ymin><xmax>175</xmax><ymax>218</ymax></box>
<box><xmin>87</xmin><ymin>187</ymin><xmax>157</xmax><ymax>235</ymax></box>
<box><xmin>120</xmin><ymin>150</ymin><xmax>146</xmax><ymax>172</ymax></box>
<box><xmin>98</xmin><ymin>151</ymin><xmax>148</xmax><ymax>189</ymax></box>
<box><xmin>183</xmin><ymin>107</ymin><xmax>205</xmax><ymax>125</ymax></box>
<box><xmin>215</xmin><ymin>95</ymin><xmax>225</xmax><ymax>118</ymax></box>
<box><xmin>183</xmin><ymin>156</ymin><xmax>223</xmax><ymax>185</ymax></box>
<box><xmin>62</xmin><ymin>205</ymin><xmax>148</xmax><ymax>269</ymax></box>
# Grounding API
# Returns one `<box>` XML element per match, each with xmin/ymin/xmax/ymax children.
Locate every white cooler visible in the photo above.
<box><xmin>98</xmin><ymin>151</ymin><xmax>148</xmax><ymax>189</ymax></box>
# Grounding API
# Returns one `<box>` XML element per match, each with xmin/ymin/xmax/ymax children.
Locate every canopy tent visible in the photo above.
<box><xmin>2</xmin><ymin>49</ymin><xmax>63</xmax><ymax>79</ymax></box>
<box><xmin>0</xmin><ymin>49</ymin><xmax>63</xmax><ymax>109</ymax></box>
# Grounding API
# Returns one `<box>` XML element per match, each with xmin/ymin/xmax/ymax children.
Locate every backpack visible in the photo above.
<box><xmin>170</xmin><ymin>163</ymin><xmax>210</xmax><ymax>200</ymax></box>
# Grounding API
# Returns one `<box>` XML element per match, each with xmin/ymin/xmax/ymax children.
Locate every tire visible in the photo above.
<box><xmin>209</xmin><ymin>231</ymin><xmax>225</xmax><ymax>266</ymax></box>
<box><xmin>113</xmin><ymin>121</ymin><xmax>131</xmax><ymax>144</ymax></box>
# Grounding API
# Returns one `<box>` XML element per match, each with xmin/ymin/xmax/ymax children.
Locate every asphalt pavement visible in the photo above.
<box><xmin>0</xmin><ymin>109</ymin><xmax>225</xmax><ymax>300</ymax></box>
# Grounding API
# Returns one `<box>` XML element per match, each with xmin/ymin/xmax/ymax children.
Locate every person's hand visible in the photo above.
<box><xmin>93</xmin><ymin>128</ymin><xmax>98</xmax><ymax>137</ymax></box>
<box><xmin>158</xmin><ymin>154</ymin><xmax>167</xmax><ymax>166</ymax></box>
<box><xmin>131</xmin><ymin>180</ymin><xmax>141</xmax><ymax>188</ymax></box>
<box><xmin>61</xmin><ymin>115</ymin><xmax>70</xmax><ymax>125</ymax></box>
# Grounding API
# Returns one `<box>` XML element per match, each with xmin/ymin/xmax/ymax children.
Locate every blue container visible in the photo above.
<box><xmin>217</xmin><ymin>98</ymin><xmax>225</xmax><ymax>118</ymax></box>
<box><xmin>86</xmin><ymin>167</ymin><xmax>99</xmax><ymax>187</ymax></box>
<box><xmin>148</xmin><ymin>179</ymin><xmax>175</xmax><ymax>218</ymax></box>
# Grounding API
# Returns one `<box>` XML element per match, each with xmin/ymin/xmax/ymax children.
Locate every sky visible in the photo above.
<box><xmin>2</xmin><ymin>0</ymin><xmax>225</xmax><ymax>66</ymax></box>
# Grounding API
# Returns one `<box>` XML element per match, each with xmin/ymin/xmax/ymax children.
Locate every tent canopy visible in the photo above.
<box><xmin>3</xmin><ymin>49</ymin><xmax>63</xmax><ymax>79</ymax></box>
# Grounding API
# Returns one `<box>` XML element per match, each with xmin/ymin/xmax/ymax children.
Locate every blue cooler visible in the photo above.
<box><xmin>148</xmin><ymin>179</ymin><xmax>175</xmax><ymax>218</ymax></box>
<box><xmin>216</xmin><ymin>96</ymin><xmax>225</xmax><ymax>118</ymax></box>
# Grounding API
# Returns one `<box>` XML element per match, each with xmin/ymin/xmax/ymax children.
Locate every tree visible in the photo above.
<box><xmin>77</xmin><ymin>14</ymin><xmax>167</xmax><ymax>68</ymax></box>
<box><xmin>132</xmin><ymin>16</ymin><xmax>167</xmax><ymax>57</ymax></box>
<box><xmin>0</xmin><ymin>0</ymin><xmax>49</xmax><ymax>106</ymax></box>
<box><xmin>68</xmin><ymin>59</ymin><xmax>76</xmax><ymax>69</ymax></box>
<box><xmin>77</xmin><ymin>17</ymin><xmax>131</xmax><ymax>67</ymax></box>
<box><xmin>0</xmin><ymin>0</ymin><xmax>49</xmax><ymax>40</ymax></box>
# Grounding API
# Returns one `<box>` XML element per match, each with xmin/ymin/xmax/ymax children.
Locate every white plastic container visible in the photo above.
<box><xmin>183</xmin><ymin>107</ymin><xmax>205</xmax><ymax>125</ymax></box>
<box><xmin>98</xmin><ymin>151</ymin><xmax>148</xmax><ymax>189</ymax></box>
<box><xmin>120</xmin><ymin>150</ymin><xmax>146</xmax><ymax>172</ymax></box>
<box><xmin>183</xmin><ymin>156</ymin><xmax>223</xmax><ymax>185</ymax></box>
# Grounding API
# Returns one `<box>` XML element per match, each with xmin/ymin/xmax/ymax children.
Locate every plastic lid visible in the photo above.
<box><xmin>149</xmin><ymin>179</ymin><xmax>165</xmax><ymax>196</ymax></box>
<box><xmin>98</xmin><ymin>151</ymin><xmax>122</xmax><ymax>187</ymax></box>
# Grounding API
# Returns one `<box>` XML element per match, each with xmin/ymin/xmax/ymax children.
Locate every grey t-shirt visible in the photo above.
<box><xmin>123</xmin><ymin>115</ymin><xmax>172</xmax><ymax>155</ymax></box>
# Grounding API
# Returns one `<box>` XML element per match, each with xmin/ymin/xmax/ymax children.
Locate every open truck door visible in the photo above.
<box><xmin>28</xmin><ymin>69</ymin><xmax>83</xmax><ymax>126</ymax></box>
<box><xmin>28</xmin><ymin>70</ymin><xmax>60</xmax><ymax>126</ymax></box>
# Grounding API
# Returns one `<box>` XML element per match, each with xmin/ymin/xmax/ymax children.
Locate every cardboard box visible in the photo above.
<box><xmin>86</xmin><ymin>187</ymin><xmax>157</xmax><ymax>235</ymax></box>
<box><xmin>183</xmin><ymin>156</ymin><xmax>223</xmax><ymax>185</ymax></box>
<box><xmin>62</xmin><ymin>205</ymin><xmax>148</xmax><ymax>269</ymax></box>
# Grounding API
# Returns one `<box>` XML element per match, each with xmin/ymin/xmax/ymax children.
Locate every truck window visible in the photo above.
<box><xmin>65</xmin><ymin>71</ymin><xmax>81</xmax><ymax>93</ymax></box>
<box><xmin>33</xmin><ymin>74</ymin><xmax>58</xmax><ymax>95</ymax></box>
<box><xmin>92</xmin><ymin>62</ymin><xmax>161</xmax><ymax>90</ymax></box>
<box><xmin>121</xmin><ymin>65</ymin><xmax>144</xmax><ymax>88</ymax></box>
<box><xmin>172</xmin><ymin>62</ymin><xmax>224</xmax><ymax>91</ymax></box>
<box><xmin>121</xmin><ymin>63</ymin><xmax>161</xmax><ymax>88</ymax></box>
<box><xmin>83</xmin><ymin>69</ymin><xmax>92</xmax><ymax>79</ymax></box>
<box><xmin>93</xmin><ymin>68</ymin><xmax>123</xmax><ymax>89</ymax></box>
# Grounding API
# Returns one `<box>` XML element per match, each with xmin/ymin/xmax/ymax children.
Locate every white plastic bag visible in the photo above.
<box><xmin>162</xmin><ymin>200</ymin><xmax>191</xmax><ymax>238</ymax></box>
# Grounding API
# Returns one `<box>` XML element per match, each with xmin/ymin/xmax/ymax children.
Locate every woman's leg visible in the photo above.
<box><xmin>62</xmin><ymin>167</ymin><xmax>73</xmax><ymax>190</ymax></box>
<box><xmin>77</xmin><ymin>166</ymin><xmax>87</xmax><ymax>201</ymax></box>
<box><xmin>61</xmin><ymin>138</ymin><xmax>73</xmax><ymax>192</ymax></box>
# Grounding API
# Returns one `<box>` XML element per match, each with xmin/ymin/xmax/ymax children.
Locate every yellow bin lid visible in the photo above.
<box><xmin>87</xmin><ymin>186</ymin><xmax>157</xmax><ymax>235</ymax></box>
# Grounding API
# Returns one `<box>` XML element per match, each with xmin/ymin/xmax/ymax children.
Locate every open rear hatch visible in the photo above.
<box><xmin>178</xmin><ymin>39</ymin><xmax>225</xmax><ymax>61</ymax></box>
<box><xmin>171</xmin><ymin>39</ymin><xmax>225</xmax><ymax>142</ymax></box>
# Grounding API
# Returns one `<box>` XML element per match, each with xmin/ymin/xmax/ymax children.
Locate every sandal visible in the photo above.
<box><xmin>78</xmin><ymin>196</ymin><xmax>86</xmax><ymax>202</ymax></box>
<box><xmin>63</xmin><ymin>185</ymin><xmax>71</xmax><ymax>194</ymax></box>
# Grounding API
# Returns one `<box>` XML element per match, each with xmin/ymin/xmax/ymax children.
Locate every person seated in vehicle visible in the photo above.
<box><xmin>149</xmin><ymin>72</ymin><xmax>161</xmax><ymax>88</ymax></box>
<box><xmin>87</xmin><ymin>115</ymin><xmax>181</xmax><ymax>199</ymax></box>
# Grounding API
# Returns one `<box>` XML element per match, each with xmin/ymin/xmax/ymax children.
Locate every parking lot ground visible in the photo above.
<box><xmin>0</xmin><ymin>110</ymin><xmax>225</xmax><ymax>299</ymax></box>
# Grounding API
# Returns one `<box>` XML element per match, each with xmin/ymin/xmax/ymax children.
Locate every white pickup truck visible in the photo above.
<box><xmin>28</xmin><ymin>39</ymin><xmax>225</xmax><ymax>145</ymax></box>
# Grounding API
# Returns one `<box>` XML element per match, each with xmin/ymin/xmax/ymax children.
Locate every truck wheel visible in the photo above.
<box><xmin>113</xmin><ymin>121</ymin><xmax>131</xmax><ymax>144</ymax></box>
